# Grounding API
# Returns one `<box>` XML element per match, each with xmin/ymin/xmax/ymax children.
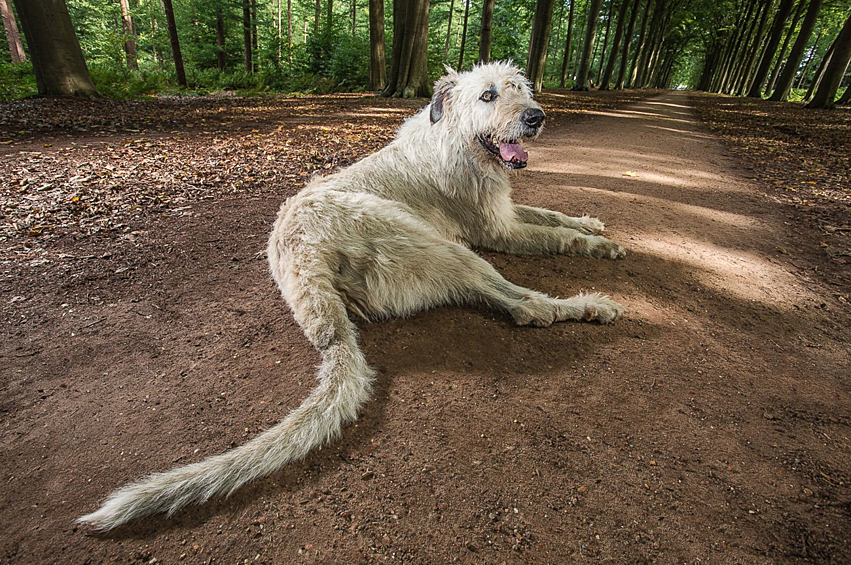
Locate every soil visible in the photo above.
<box><xmin>2</xmin><ymin>90</ymin><xmax>850</xmax><ymax>564</ymax></box>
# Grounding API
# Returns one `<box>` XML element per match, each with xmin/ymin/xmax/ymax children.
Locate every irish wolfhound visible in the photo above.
<box><xmin>79</xmin><ymin>62</ymin><xmax>626</xmax><ymax>530</ymax></box>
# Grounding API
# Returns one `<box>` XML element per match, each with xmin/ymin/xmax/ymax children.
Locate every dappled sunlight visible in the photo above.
<box><xmin>630</xmin><ymin>234</ymin><xmax>819</xmax><ymax>307</ymax></box>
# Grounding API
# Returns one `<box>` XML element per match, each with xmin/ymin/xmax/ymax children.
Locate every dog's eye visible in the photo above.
<box><xmin>480</xmin><ymin>90</ymin><xmax>497</xmax><ymax>102</ymax></box>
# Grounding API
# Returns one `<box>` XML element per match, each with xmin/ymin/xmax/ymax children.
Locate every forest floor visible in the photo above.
<box><xmin>1</xmin><ymin>89</ymin><xmax>850</xmax><ymax>564</ymax></box>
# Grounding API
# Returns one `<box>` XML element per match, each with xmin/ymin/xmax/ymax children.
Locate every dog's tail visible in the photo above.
<box><xmin>77</xmin><ymin>277</ymin><xmax>375</xmax><ymax>531</ymax></box>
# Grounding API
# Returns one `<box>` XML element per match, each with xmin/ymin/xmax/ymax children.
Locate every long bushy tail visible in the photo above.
<box><xmin>77</xmin><ymin>310</ymin><xmax>374</xmax><ymax>531</ymax></box>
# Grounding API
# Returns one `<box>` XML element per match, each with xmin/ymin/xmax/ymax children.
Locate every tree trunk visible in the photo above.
<box><xmin>559</xmin><ymin>0</ymin><xmax>576</xmax><ymax>87</ymax></box>
<box><xmin>478</xmin><ymin>0</ymin><xmax>494</xmax><ymax>63</ymax></box>
<box><xmin>12</xmin><ymin>0</ymin><xmax>97</xmax><ymax>95</ymax></box>
<box><xmin>629</xmin><ymin>0</ymin><xmax>652</xmax><ymax>87</ymax></box>
<box><xmin>526</xmin><ymin>0</ymin><xmax>556</xmax><ymax>92</ymax></box>
<box><xmin>314</xmin><ymin>0</ymin><xmax>320</xmax><ymax>33</ymax></box>
<box><xmin>804</xmin><ymin>34</ymin><xmax>836</xmax><ymax>100</ymax></box>
<box><xmin>216</xmin><ymin>8</ymin><xmax>226</xmax><ymax>70</ymax></box>
<box><xmin>596</xmin><ymin>0</ymin><xmax>615</xmax><ymax>85</ymax></box>
<box><xmin>723</xmin><ymin>0</ymin><xmax>758</xmax><ymax>93</ymax></box>
<box><xmin>352</xmin><ymin>0</ymin><xmax>356</xmax><ymax>34</ymax></box>
<box><xmin>600</xmin><ymin>0</ymin><xmax>630</xmax><ymax>89</ymax></box>
<box><xmin>243</xmin><ymin>0</ymin><xmax>252</xmax><ymax>72</ymax></box>
<box><xmin>1</xmin><ymin>0</ymin><xmax>25</xmax><ymax>62</ymax></box>
<box><xmin>635</xmin><ymin>0</ymin><xmax>663</xmax><ymax>88</ymax></box>
<box><xmin>118</xmin><ymin>0</ymin><xmax>138</xmax><ymax>70</ymax></box>
<box><xmin>770</xmin><ymin>0</ymin><xmax>823</xmax><ymax>101</ymax></box>
<box><xmin>807</xmin><ymin>12</ymin><xmax>851</xmax><ymax>109</ymax></box>
<box><xmin>443</xmin><ymin>0</ymin><xmax>455</xmax><ymax>63</ymax></box>
<box><xmin>615</xmin><ymin>0</ymin><xmax>641</xmax><ymax>89</ymax></box>
<box><xmin>252</xmin><ymin>0</ymin><xmax>258</xmax><ymax>72</ymax></box>
<box><xmin>368</xmin><ymin>0</ymin><xmax>386</xmax><ymax>90</ymax></box>
<box><xmin>766</xmin><ymin>0</ymin><xmax>806</xmax><ymax>95</ymax></box>
<box><xmin>382</xmin><ymin>0</ymin><xmax>431</xmax><ymax>98</ymax></box>
<box><xmin>747</xmin><ymin>0</ymin><xmax>795</xmax><ymax>97</ymax></box>
<box><xmin>836</xmin><ymin>82</ymin><xmax>851</xmax><ymax>104</ymax></box>
<box><xmin>288</xmin><ymin>0</ymin><xmax>293</xmax><ymax>63</ymax></box>
<box><xmin>161</xmin><ymin>0</ymin><xmax>186</xmax><ymax>86</ymax></box>
<box><xmin>458</xmin><ymin>0</ymin><xmax>470</xmax><ymax>70</ymax></box>
<box><xmin>327</xmin><ymin>0</ymin><xmax>333</xmax><ymax>32</ymax></box>
<box><xmin>574</xmin><ymin>0</ymin><xmax>603</xmax><ymax>90</ymax></box>
<box><xmin>737</xmin><ymin>0</ymin><xmax>774</xmax><ymax>94</ymax></box>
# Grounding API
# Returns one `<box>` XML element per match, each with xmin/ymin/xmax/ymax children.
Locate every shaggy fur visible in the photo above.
<box><xmin>78</xmin><ymin>62</ymin><xmax>626</xmax><ymax>531</ymax></box>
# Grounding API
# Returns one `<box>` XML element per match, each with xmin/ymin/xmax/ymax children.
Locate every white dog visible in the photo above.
<box><xmin>79</xmin><ymin>62</ymin><xmax>625</xmax><ymax>530</ymax></box>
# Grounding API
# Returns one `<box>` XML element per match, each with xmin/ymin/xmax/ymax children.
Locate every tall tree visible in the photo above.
<box><xmin>327</xmin><ymin>0</ymin><xmax>333</xmax><ymax>32</ymax></box>
<box><xmin>807</xmin><ymin>11</ymin><xmax>851</xmax><ymax>109</ymax></box>
<box><xmin>216</xmin><ymin>7</ymin><xmax>226</xmax><ymax>70</ymax></box>
<box><xmin>382</xmin><ymin>0</ymin><xmax>431</xmax><ymax>98</ymax></box>
<box><xmin>596</xmin><ymin>0</ymin><xmax>616</xmax><ymax>84</ymax></box>
<box><xmin>458</xmin><ymin>0</ymin><xmax>470</xmax><ymax>70</ymax></box>
<box><xmin>162</xmin><ymin>0</ymin><xmax>186</xmax><ymax>86</ymax></box>
<box><xmin>243</xmin><ymin>0</ymin><xmax>252</xmax><ymax>72</ymax></box>
<box><xmin>559</xmin><ymin>0</ymin><xmax>577</xmax><ymax>87</ymax></box>
<box><xmin>252</xmin><ymin>0</ymin><xmax>258</xmax><ymax>72</ymax></box>
<box><xmin>601</xmin><ymin>0</ymin><xmax>631</xmax><ymax>89</ymax></box>
<box><xmin>736</xmin><ymin>0</ymin><xmax>775</xmax><ymax>95</ymax></box>
<box><xmin>575</xmin><ymin>0</ymin><xmax>603</xmax><ymax>89</ymax></box>
<box><xmin>118</xmin><ymin>0</ymin><xmax>138</xmax><ymax>70</ymax></box>
<box><xmin>479</xmin><ymin>0</ymin><xmax>495</xmax><ymax>63</ymax></box>
<box><xmin>368</xmin><ymin>0</ymin><xmax>386</xmax><ymax>90</ymax></box>
<box><xmin>628</xmin><ymin>0</ymin><xmax>652</xmax><ymax>87</ymax></box>
<box><xmin>769</xmin><ymin>0</ymin><xmax>823</xmax><ymax>101</ymax></box>
<box><xmin>615</xmin><ymin>0</ymin><xmax>641</xmax><ymax>89</ymax></box>
<box><xmin>0</xmin><ymin>0</ymin><xmax>25</xmax><ymax>62</ymax></box>
<box><xmin>804</xmin><ymin>34</ymin><xmax>836</xmax><ymax>100</ymax></box>
<box><xmin>443</xmin><ymin>0</ymin><xmax>455</xmax><ymax>62</ymax></box>
<box><xmin>766</xmin><ymin>0</ymin><xmax>807</xmax><ymax>95</ymax></box>
<box><xmin>12</xmin><ymin>0</ymin><xmax>97</xmax><ymax>96</ymax></box>
<box><xmin>527</xmin><ymin>0</ymin><xmax>557</xmax><ymax>92</ymax></box>
<box><xmin>747</xmin><ymin>0</ymin><xmax>795</xmax><ymax>97</ymax></box>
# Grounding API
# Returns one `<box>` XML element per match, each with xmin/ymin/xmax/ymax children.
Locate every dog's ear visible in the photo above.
<box><xmin>430</xmin><ymin>69</ymin><xmax>459</xmax><ymax>125</ymax></box>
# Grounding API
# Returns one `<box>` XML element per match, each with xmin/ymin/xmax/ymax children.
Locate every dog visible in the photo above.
<box><xmin>78</xmin><ymin>62</ymin><xmax>626</xmax><ymax>530</ymax></box>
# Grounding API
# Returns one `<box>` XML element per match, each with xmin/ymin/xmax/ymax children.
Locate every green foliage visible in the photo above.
<box><xmin>0</xmin><ymin>63</ymin><xmax>38</xmax><ymax>99</ymax></box>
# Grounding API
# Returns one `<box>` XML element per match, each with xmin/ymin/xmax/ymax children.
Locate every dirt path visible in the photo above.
<box><xmin>2</xmin><ymin>92</ymin><xmax>850</xmax><ymax>564</ymax></box>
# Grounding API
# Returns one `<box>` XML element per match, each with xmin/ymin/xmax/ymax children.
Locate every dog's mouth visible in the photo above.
<box><xmin>478</xmin><ymin>135</ymin><xmax>528</xmax><ymax>169</ymax></box>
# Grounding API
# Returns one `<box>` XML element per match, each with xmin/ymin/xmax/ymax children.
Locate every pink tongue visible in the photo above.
<box><xmin>499</xmin><ymin>142</ymin><xmax>528</xmax><ymax>162</ymax></box>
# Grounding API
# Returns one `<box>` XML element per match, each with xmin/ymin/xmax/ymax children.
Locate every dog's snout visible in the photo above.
<box><xmin>523</xmin><ymin>108</ymin><xmax>545</xmax><ymax>129</ymax></box>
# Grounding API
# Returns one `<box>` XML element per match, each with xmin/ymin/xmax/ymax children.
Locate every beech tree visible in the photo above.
<box><xmin>527</xmin><ymin>0</ymin><xmax>557</xmax><ymax>92</ymax></box>
<box><xmin>479</xmin><ymin>0</ymin><xmax>495</xmax><ymax>63</ymax></box>
<box><xmin>1</xmin><ymin>0</ymin><xmax>24</xmax><ymax>63</ymax></box>
<box><xmin>559</xmin><ymin>0</ymin><xmax>577</xmax><ymax>87</ymax></box>
<box><xmin>12</xmin><ymin>0</ymin><xmax>97</xmax><ymax>96</ymax></box>
<box><xmin>615</xmin><ymin>0</ymin><xmax>641</xmax><ymax>89</ymax></box>
<box><xmin>807</xmin><ymin>11</ymin><xmax>851</xmax><ymax>109</ymax></box>
<box><xmin>368</xmin><ymin>0</ymin><xmax>385</xmax><ymax>90</ymax></box>
<box><xmin>162</xmin><ymin>0</ymin><xmax>187</xmax><ymax>87</ymax></box>
<box><xmin>770</xmin><ymin>0</ymin><xmax>824</xmax><ymax>101</ymax></box>
<box><xmin>747</xmin><ymin>0</ymin><xmax>795</xmax><ymax>97</ymax></box>
<box><xmin>574</xmin><ymin>0</ymin><xmax>603</xmax><ymax>90</ymax></box>
<box><xmin>382</xmin><ymin>0</ymin><xmax>430</xmax><ymax>98</ymax></box>
<box><xmin>600</xmin><ymin>0</ymin><xmax>631</xmax><ymax>89</ymax></box>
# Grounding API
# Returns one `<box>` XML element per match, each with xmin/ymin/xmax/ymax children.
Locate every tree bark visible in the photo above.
<box><xmin>804</xmin><ymin>34</ymin><xmax>836</xmax><ymax>100</ymax></box>
<box><xmin>795</xmin><ymin>26</ymin><xmax>822</xmax><ymax>89</ymax></box>
<box><xmin>628</xmin><ymin>0</ymin><xmax>652</xmax><ymax>87</ymax></box>
<box><xmin>216</xmin><ymin>8</ymin><xmax>226</xmax><ymax>70</ymax></box>
<box><xmin>118</xmin><ymin>0</ymin><xmax>138</xmax><ymax>70</ymax></box>
<box><xmin>559</xmin><ymin>0</ymin><xmax>576</xmax><ymax>87</ymax></box>
<box><xmin>722</xmin><ymin>0</ymin><xmax>758</xmax><ymax>93</ymax></box>
<box><xmin>1</xmin><ymin>0</ymin><xmax>25</xmax><ymax>62</ymax></box>
<box><xmin>252</xmin><ymin>0</ymin><xmax>258</xmax><ymax>73</ymax></box>
<box><xmin>766</xmin><ymin>0</ymin><xmax>806</xmax><ymax>95</ymax></box>
<box><xmin>12</xmin><ymin>0</ymin><xmax>97</xmax><ymax>95</ymax></box>
<box><xmin>747</xmin><ymin>0</ymin><xmax>794</xmax><ymax>97</ymax></box>
<box><xmin>478</xmin><ymin>0</ymin><xmax>494</xmax><ymax>63</ymax></box>
<box><xmin>327</xmin><ymin>0</ymin><xmax>333</xmax><ymax>32</ymax></box>
<box><xmin>243</xmin><ymin>0</ymin><xmax>252</xmax><ymax>72</ymax></box>
<box><xmin>443</xmin><ymin>0</ymin><xmax>455</xmax><ymax>63</ymax></box>
<box><xmin>596</xmin><ymin>0</ymin><xmax>616</xmax><ymax>85</ymax></box>
<box><xmin>574</xmin><ymin>0</ymin><xmax>603</xmax><ymax>90</ymax></box>
<box><xmin>737</xmin><ymin>0</ymin><xmax>775</xmax><ymax>95</ymax></box>
<box><xmin>527</xmin><ymin>0</ymin><xmax>557</xmax><ymax>92</ymax></box>
<box><xmin>635</xmin><ymin>0</ymin><xmax>663</xmax><ymax>88</ymax></box>
<box><xmin>314</xmin><ymin>0</ymin><xmax>320</xmax><ymax>33</ymax></box>
<box><xmin>382</xmin><ymin>0</ymin><xmax>431</xmax><ymax>98</ymax></box>
<box><xmin>288</xmin><ymin>0</ymin><xmax>293</xmax><ymax>63</ymax></box>
<box><xmin>368</xmin><ymin>0</ymin><xmax>386</xmax><ymax>90</ymax></box>
<box><xmin>601</xmin><ymin>0</ymin><xmax>631</xmax><ymax>89</ymax></box>
<box><xmin>770</xmin><ymin>0</ymin><xmax>823</xmax><ymax>101</ymax></box>
<box><xmin>615</xmin><ymin>0</ymin><xmax>641</xmax><ymax>89</ymax></box>
<box><xmin>352</xmin><ymin>0</ymin><xmax>356</xmax><ymax>34</ymax></box>
<box><xmin>161</xmin><ymin>0</ymin><xmax>186</xmax><ymax>86</ymax></box>
<box><xmin>807</xmin><ymin>12</ymin><xmax>851</xmax><ymax>109</ymax></box>
<box><xmin>458</xmin><ymin>0</ymin><xmax>470</xmax><ymax>70</ymax></box>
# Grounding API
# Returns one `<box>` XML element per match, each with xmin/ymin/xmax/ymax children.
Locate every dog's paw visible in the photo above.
<box><xmin>579</xmin><ymin>293</ymin><xmax>625</xmax><ymax>324</ymax></box>
<box><xmin>588</xmin><ymin>236</ymin><xmax>626</xmax><ymax>259</ymax></box>
<box><xmin>574</xmin><ymin>215</ymin><xmax>605</xmax><ymax>235</ymax></box>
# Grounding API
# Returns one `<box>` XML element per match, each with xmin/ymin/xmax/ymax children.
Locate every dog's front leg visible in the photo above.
<box><xmin>480</xmin><ymin>221</ymin><xmax>626</xmax><ymax>259</ymax></box>
<box><xmin>513</xmin><ymin>205</ymin><xmax>605</xmax><ymax>235</ymax></box>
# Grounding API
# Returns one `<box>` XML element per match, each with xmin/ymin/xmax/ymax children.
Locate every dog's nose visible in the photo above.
<box><xmin>522</xmin><ymin>108</ymin><xmax>545</xmax><ymax>129</ymax></box>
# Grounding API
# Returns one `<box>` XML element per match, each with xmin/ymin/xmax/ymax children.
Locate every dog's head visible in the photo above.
<box><xmin>429</xmin><ymin>61</ymin><xmax>544</xmax><ymax>170</ymax></box>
